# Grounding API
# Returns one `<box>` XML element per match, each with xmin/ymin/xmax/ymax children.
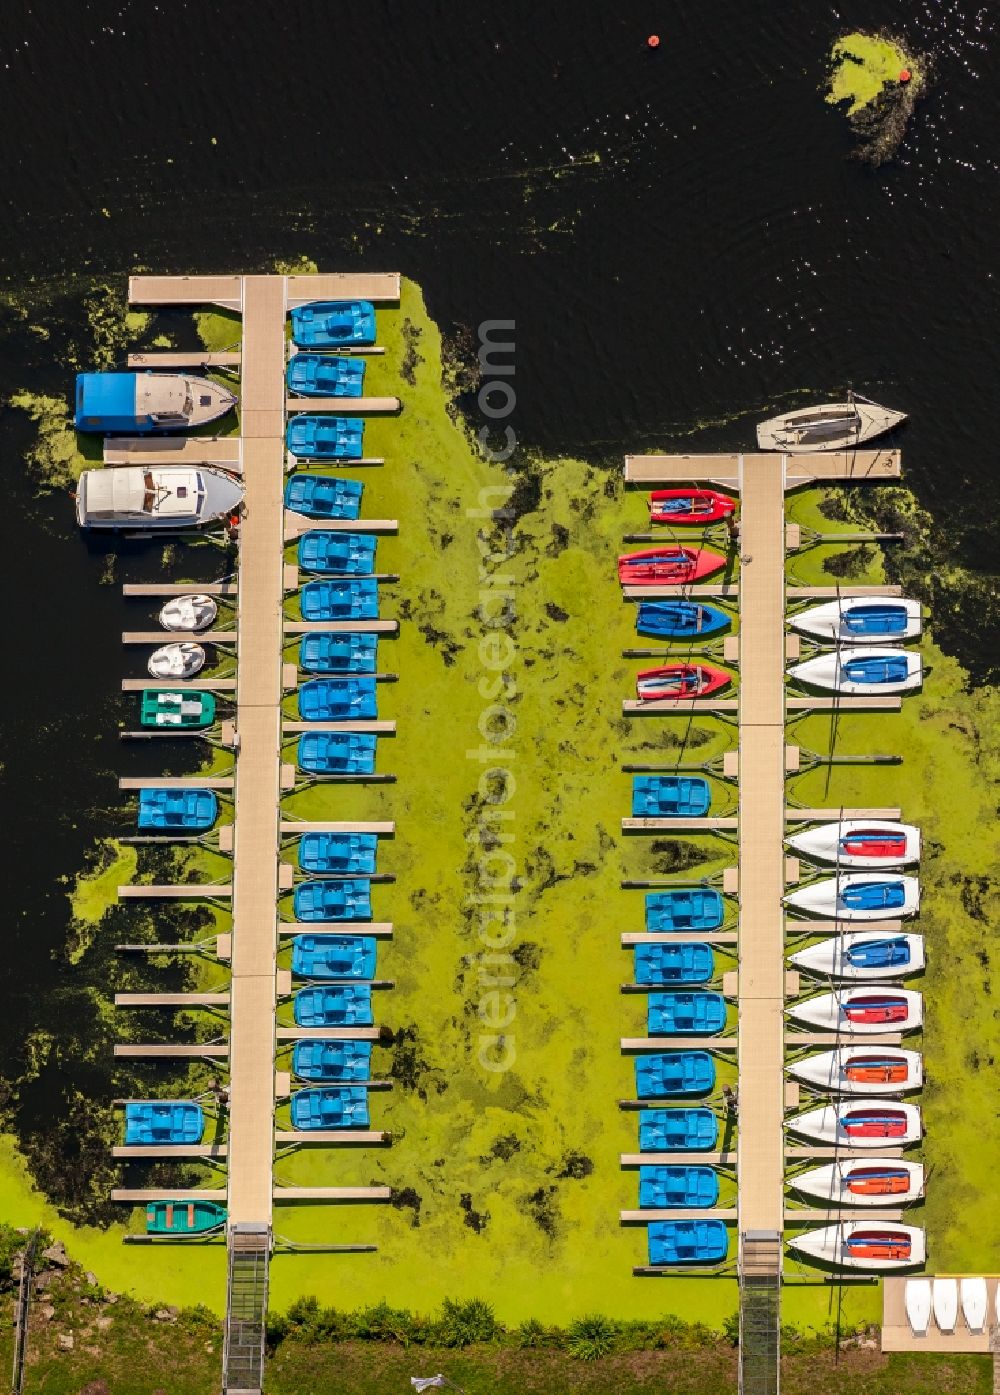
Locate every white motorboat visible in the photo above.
<box><xmin>791</xmin><ymin>1158</ymin><xmax>924</xmax><ymax>1207</ymax></box>
<box><xmin>787</xmin><ymin>988</ymin><xmax>923</xmax><ymax>1035</ymax></box>
<box><xmin>933</xmin><ymin>1278</ymin><xmax>959</xmax><ymax>1333</ymax></box>
<box><xmin>789</xmin><ymin>932</ymin><xmax>924</xmax><ymax>980</ymax></box>
<box><xmin>158</xmin><ymin>595</ymin><xmax>219</xmax><ymax>632</ymax></box>
<box><xmin>960</xmin><ymin>1277</ymin><xmax>988</xmax><ymax>1334</ymax></box>
<box><xmin>789</xmin><ymin>647</ymin><xmax>923</xmax><ymax>695</ymax></box>
<box><xmin>756</xmin><ymin>396</ymin><xmax>906</xmax><ymax>452</ymax></box>
<box><xmin>785</xmin><ymin>873</ymin><xmax>919</xmax><ymax>921</ymax></box>
<box><xmin>148</xmin><ymin>642</ymin><xmax>206</xmax><ymax>679</ymax></box>
<box><xmin>790</xmin><ymin>597</ymin><xmax>922</xmax><ymax>645</ymax></box>
<box><xmin>787</xmin><ymin>1046</ymin><xmax>923</xmax><ymax>1095</ymax></box>
<box><xmin>75</xmin><ymin>466</ymin><xmax>244</xmax><ymax>531</ymax></box>
<box><xmin>789</xmin><ymin>1221</ymin><xmax>925</xmax><ymax>1271</ymax></box>
<box><xmin>787</xmin><ymin>819</ymin><xmax>921</xmax><ymax>869</ymax></box>
<box><xmin>786</xmin><ymin>1102</ymin><xmax>922</xmax><ymax>1148</ymax></box>
<box><xmin>905</xmin><ymin>1278</ymin><xmax>932</xmax><ymax>1335</ymax></box>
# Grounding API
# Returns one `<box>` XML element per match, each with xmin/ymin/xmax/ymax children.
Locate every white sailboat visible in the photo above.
<box><xmin>933</xmin><ymin>1278</ymin><xmax>959</xmax><ymax>1333</ymax></box>
<box><xmin>789</xmin><ymin>647</ymin><xmax>923</xmax><ymax>695</ymax></box>
<box><xmin>905</xmin><ymin>1279</ymin><xmax>932</xmax><ymax>1335</ymax></box>
<box><xmin>789</xmin><ymin>1221</ymin><xmax>925</xmax><ymax>1271</ymax></box>
<box><xmin>791</xmin><ymin>1158</ymin><xmax>924</xmax><ymax>1206</ymax></box>
<box><xmin>787</xmin><ymin>1046</ymin><xmax>923</xmax><ymax>1095</ymax></box>
<box><xmin>756</xmin><ymin>395</ymin><xmax>906</xmax><ymax>452</ymax></box>
<box><xmin>789</xmin><ymin>931</ymin><xmax>924</xmax><ymax>980</ymax></box>
<box><xmin>790</xmin><ymin>597</ymin><xmax>922</xmax><ymax>644</ymax></box>
<box><xmin>786</xmin><ymin>1102</ymin><xmax>922</xmax><ymax>1148</ymax></box>
<box><xmin>787</xmin><ymin>820</ymin><xmax>920</xmax><ymax>869</ymax></box>
<box><xmin>787</xmin><ymin>988</ymin><xmax>923</xmax><ymax>1035</ymax></box>
<box><xmin>785</xmin><ymin>873</ymin><xmax>920</xmax><ymax>921</ymax></box>
<box><xmin>960</xmin><ymin>1277</ymin><xmax>988</xmax><ymax>1334</ymax></box>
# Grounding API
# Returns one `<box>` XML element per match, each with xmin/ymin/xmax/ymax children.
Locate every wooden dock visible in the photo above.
<box><xmin>103</xmin><ymin>436</ymin><xmax>242</xmax><ymax>467</ymax></box>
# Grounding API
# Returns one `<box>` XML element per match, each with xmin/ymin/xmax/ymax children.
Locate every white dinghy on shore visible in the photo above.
<box><xmin>905</xmin><ymin>1279</ymin><xmax>932</xmax><ymax>1335</ymax></box>
<box><xmin>960</xmin><ymin>1277</ymin><xmax>988</xmax><ymax>1334</ymax></box>
<box><xmin>787</xmin><ymin>819</ymin><xmax>921</xmax><ymax>870</ymax></box>
<box><xmin>933</xmin><ymin>1278</ymin><xmax>959</xmax><ymax>1334</ymax></box>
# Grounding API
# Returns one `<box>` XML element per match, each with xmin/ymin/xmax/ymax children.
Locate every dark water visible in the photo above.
<box><xmin>0</xmin><ymin>0</ymin><xmax>998</xmax><ymax>1214</ymax></box>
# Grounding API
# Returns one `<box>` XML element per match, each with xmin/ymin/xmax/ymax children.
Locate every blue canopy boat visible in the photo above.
<box><xmin>286</xmin><ymin>415</ymin><xmax>365</xmax><ymax>460</ymax></box>
<box><xmin>635</xmin><ymin>943</ymin><xmax>714</xmax><ymax>985</ymax></box>
<box><xmin>290</xmin><ymin>1085</ymin><xmax>370</xmax><ymax>1130</ymax></box>
<box><xmin>293</xmin><ymin>984</ymin><xmax>373</xmax><ymax>1026</ymax></box>
<box><xmin>291</xmin><ymin>934</ymin><xmax>377</xmax><ymax>979</ymax></box>
<box><xmin>284</xmin><ymin>474</ymin><xmax>364</xmax><ymax>519</ymax></box>
<box><xmin>74</xmin><ymin>372</ymin><xmax>236</xmax><ymax>433</ymax></box>
<box><xmin>845</xmin><ymin>936</ymin><xmax>912</xmax><ymax>969</ymax></box>
<box><xmin>287</xmin><ymin>354</ymin><xmax>366</xmax><ymax>397</ymax></box>
<box><xmin>639</xmin><ymin>1108</ymin><xmax>719</xmax><ymax>1151</ymax></box>
<box><xmin>301</xmin><ymin>578</ymin><xmax>380</xmax><ymax>621</ymax></box>
<box><xmin>636</xmin><ymin>601</ymin><xmax>730</xmax><ymax>639</ymax></box>
<box><xmin>124</xmin><ymin>1101</ymin><xmax>204</xmax><ymax>1145</ymax></box>
<box><xmin>137</xmin><ymin>788</ymin><xmax>218</xmax><ymax>831</ymax></box>
<box><xmin>648</xmin><ymin>992</ymin><xmax>728</xmax><ymax>1036</ymax></box>
<box><xmin>648</xmin><ymin>1220</ymin><xmax>728</xmax><ymax>1266</ymax></box>
<box><xmin>639</xmin><ymin>1165</ymin><xmax>720</xmax><ymax>1209</ymax></box>
<box><xmin>645</xmin><ymin>889</ymin><xmax>724</xmax><ymax>932</ymax></box>
<box><xmin>291</xmin><ymin>301</ymin><xmax>376</xmax><ymax>348</ymax></box>
<box><xmin>297</xmin><ymin>677</ymin><xmax>377</xmax><ymax>721</ymax></box>
<box><xmin>293</xmin><ymin>880</ymin><xmax>373</xmax><ymax>922</ymax></box>
<box><xmin>636</xmin><ymin>1052</ymin><xmax>716</xmax><ymax>1099</ymax></box>
<box><xmin>299</xmin><ymin>633</ymin><xmax>378</xmax><ymax>674</ymax></box>
<box><xmin>632</xmin><ymin>776</ymin><xmax>711</xmax><ymax>818</ymax></box>
<box><xmin>297</xmin><ymin>732</ymin><xmax>377</xmax><ymax>774</ymax></box>
<box><xmin>298</xmin><ymin>832</ymin><xmax>379</xmax><ymax>875</ymax></box>
<box><xmin>298</xmin><ymin>531</ymin><xmax>376</xmax><ymax>575</ymax></box>
<box><xmin>292</xmin><ymin>1039</ymin><xmax>373</xmax><ymax>1082</ymax></box>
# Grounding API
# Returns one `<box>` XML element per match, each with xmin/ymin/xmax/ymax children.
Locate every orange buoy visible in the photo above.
<box><xmin>899</xmin><ymin>68</ymin><xmax>912</xmax><ymax>83</ymax></box>
<box><xmin>647</xmin><ymin>34</ymin><xmax>660</xmax><ymax>49</ymax></box>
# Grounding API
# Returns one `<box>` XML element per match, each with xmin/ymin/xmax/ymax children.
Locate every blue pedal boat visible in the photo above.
<box><xmin>298</xmin><ymin>633</ymin><xmax>378</xmax><ymax>674</ymax></box>
<box><xmin>297</xmin><ymin>677</ymin><xmax>377</xmax><ymax>721</ymax></box>
<box><xmin>639</xmin><ymin>1108</ymin><xmax>719</xmax><ymax>1152</ymax></box>
<box><xmin>635</xmin><ymin>943</ymin><xmax>715</xmax><ymax>985</ymax></box>
<box><xmin>301</xmin><ymin>578</ymin><xmax>379</xmax><ymax>621</ymax></box>
<box><xmin>298</xmin><ymin>832</ymin><xmax>379</xmax><ymax>875</ymax></box>
<box><xmin>296</xmin><ymin>732</ymin><xmax>377</xmax><ymax>774</ymax></box>
<box><xmin>648</xmin><ymin>1220</ymin><xmax>728</xmax><ymax>1266</ymax></box>
<box><xmin>290</xmin><ymin>1086</ymin><xmax>370</xmax><ymax>1130</ymax></box>
<box><xmin>291</xmin><ymin>301</ymin><xmax>376</xmax><ymax>348</ymax></box>
<box><xmin>645</xmin><ymin>889</ymin><xmax>724</xmax><ymax>932</ymax></box>
<box><xmin>124</xmin><ymin>1101</ymin><xmax>204</xmax><ymax>1145</ymax></box>
<box><xmin>293</xmin><ymin>984</ymin><xmax>373</xmax><ymax>1027</ymax></box>
<box><xmin>639</xmin><ymin>1165</ymin><xmax>720</xmax><ymax>1209</ymax></box>
<box><xmin>636</xmin><ymin>1052</ymin><xmax>716</xmax><ymax>1099</ymax></box>
<box><xmin>648</xmin><ymin>992</ymin><xmax>728</xmax><ymax>1036</ymax></box>
<box><xmin>632</xmin><ymin>776</ymin><xmax>711</xmax><ymax>818</ymax></box>
<box><xmin>291</xmin><ymin>934</ymin><xmax>377</xmax><ymax>979</ymax></box>
<box><xmin>287</xmin><ymin>354</ymin><xmax>366</xmax><ymax>397</ymax></box>
<box><xmin>137</xmin><ymin>788</ymin><xmax>218</xmax><ymax>831</ymax></box>
<box><xmin>287</xmin><ymin>415</ymin><xmax>364</xmax><ymax>460</ymax></box>
<box><xmin>298</xmin><ymin>531</ymin><xmax>376</xmax><ymax>576</ymax></box>
<box><xmin>292</xmin><ymin>1039</ymin><xmax>373</xmax><ymax>1082</ymax></box>
<box><xmin>293</xmin><ymin>880</ymin><xmax>373</xmax><ymax>922</ymax></box>
<box><xmin>636</xmin><ymin>601</ymin><xmax>729</xmax><ymax>639</ymax></box>
<box><xmin>284</xmin><ymin>474</ymin><xmax>364</xmax><ymax>519</ymax></box>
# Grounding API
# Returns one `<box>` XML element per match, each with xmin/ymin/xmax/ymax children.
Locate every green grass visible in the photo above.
<box><xmin>827</xmin><ymin>32</ymin><xmax>919</xmax><ymax>115</ymax></box>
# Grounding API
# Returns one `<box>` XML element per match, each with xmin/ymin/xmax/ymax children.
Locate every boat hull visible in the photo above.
<box><xmin>789</xmin><ymin>1222</ymin><xmax>925</xmax><ymax>1270</ymax></box>
<box><xmin>756</xmin><ymin>400</ymin><xmax>906</xmax><ymax>453</ymax></box>
<box><xmin>636</xmin><ymin>664</ymin><xmax>730</xmax><ymax>701</ymax></box>
<box><xmin>789</xmin><ymin>647</ymin><xmax>922</xmax><ymax>695</ymax></box>
<box><xmin>632</xmin><ymin>776</ymin><xmax>711</xmax><ymax>818</ymax></box>
<box><xmin>636</xmin><ymin>601</ymin><xmax>730</xmax><ymax>638</ymax></box>
<box><xmin>76</xmin><ymin>465</ymin><xmax>244</xmax><ymax>530</ymax></box>
<box><xmin>786</xmin><ymin>1046</ymin><xmax>923</xmax><ymax>1095</ymax></box>
<box><xmin>785</xmin><ymin>874</ymin><xmax>920</xmax><ymax>920</ymax></box>
<box><xmin>790</xmin><ymin>598</ymin><xmax>922</xmax><ymax>644</ymax></box>
<box><xmin>639</xmin><ymin>1107</ymin><xmax>719</xmax><ymax>1151</ymax></box>
<box><xmin>789</xmin><ymin>932</ymin><xmax>924</xmax><ymax>980</ymax></box>
<box><xmin>786</xmin><ymin>1103</ymin><xmax>922</xmax><ymax>1147</ymax></box>
<box><xmin>787</xmin><ymin>819</ymin><xmax>920</xmax><ymax>869</ymax></box>
<box><xmin>791</xmin><ymin>1159</ymin><xmax>924</xmax><ymax>1206</ymax></box>
<box><xmin>787</xmin><ymin>989</ymin><xmax>923</xmax><ymax>1035</ymax></box>
<box><xmin>618</xmin><ymin>547</ymin><xmax>726</xmax><ymax>586</ymax></box>
<box><xmin>648</xmin><ymin>489</ymin><xmax>736</xmax><ymax>525</ymax></box>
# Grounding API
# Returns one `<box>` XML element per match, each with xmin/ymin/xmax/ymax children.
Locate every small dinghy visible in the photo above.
<box><xmin>140</xmin><ymin>689</ymin><xmax>216</xmax><ymax>729</ymax></box>
<box><xmin>618</xmin><ymin>547</ymin><xmax>726</xmax><ymax>586</ymax></box>
<box><xmin>648</xmin><ymin>488</ymin><xmax>736</xmax><ymax>525</ymax></box>
<box><xmin>756</xmin><ymin>397</ymin><xmax>906</xmax><ymax>453</ymax></box>
<box><xmin>292</xmin><ymin>1039</ymin><xmax>373</xmax><ymax>1082</ymax></box>
<box><xmin>933</xmin><ymin>1278</ymin><xmax>959</xmax><ymax>1334</ymax></box>
<box><xmin>646</xmin><ymin>889</ymin><xmax>724</xmax><ymax>932</ymax></box>
<box><xmin>75</xmin><ymin>371</ymin><xmax>237</xmax><ymax>433</ymax></box>
<box><xmin>124</xmin><ymin>1101</ymin><xmax>203</xmax><ymax>1146</ymax></box>
<box><xmin>291</xmin><ymin>934</ymin><xmax>377</xmax><ymax>979</ymax></box>
<box><xmin>639</xmin><ymin>1165</ymin><xmax>720</xmax><ymax>1208</ymax></box>
<box><xmin>148</xmin><ymin>642</ymin><xmax>206</xmax><ymax>679</ymax></box>
<box><xmin>297</xmin><ymin>677</ymin><xmax>378</xmax><ymax>721</ymax></box>
<box><xmin>145</xmin><ymin>1199</ymin><xmax>227</xmax><ymax>1236</ymax></box>
<box><xmin>299</xmin><ymin>632</ymin><xmax>378</xmax><ymax>674</ymax></box>
<box><xmin>790</xmin><ymin>598</ymin><xmax>921</xmax><ymax>644</ymax></box>
<box><xmin>632</xmin><ymin>776</ymin><xmax>711</xmax><ymax>818</ymax></box>
<box><xmin>789</xmin><ymin>1222</ymin><xmax>925</xmax><ymax>1270</ymax></box>
<box><xmin>138</xmin><ymin>788</ymin><xmax>218</xmax><ymax>831</ymax></box>
<box><xmin>297</xmin><ymin>832</ymin><xmax>379</xmax><ymax>875</ymax></box>
<box><xmin>787</xmin><ymin>1046</ymin><xmax>923</xmax><ymax>1095</ymax></box>
<box><xmin>286</xmin><ymin>353</ymin><xmax>366</xmax><ymax>397</ymax></box>
<box><xmin>788</xmin><ymin>988</ymin><xmax>923</xmax><ymax>1034</ymax></box>
<box><xmin>791</xmin><ymin>1159</ymin><xmax>924</xmax><ymax>1206</ymax></box>
<box><xmin>301</xmin><ymin>577</ymin><xmax>380</xmax><ymax>621</ymax></box>
<box><xmin>293</xmin><ymin>879</ymin><xmax>373</xmax><ymax>923</ymax></box>
<box><xmin>905</xmin><ymin>1278</ymin><xmax>933</xmax><ymax>1336</ymax></box>
<box><xmin>790</xmin><ymin>647</ymin><xmax>922</xmax><ymax>695</ymax></box>
<box><xmin>648</xmin><ymin>1219</ymin><xmax>728</xmax><ymax>1266</ymax></box>
<box><xmin>636</xmin><ymin>601</ymin><xmax>730</xmax><ymax>639</ymax></box>
<box><xmin>786</xmin><ymin>874</ymin><xmax>919</xmax><ymax>921</ymax></box>
<box><xmin>636</xmin><ymin>664</ymin><xmax>730</xmax><ymax>701</ymax></box>
<box><xmin>636</xmin><ymin>1051</ymin><xmax>716</xmax><ymax>1099</ymax></box>
<box><xmin>296</xmin><ymin>732</ymin><xmax>377</xmax><ymax>775</ymax></box>
<box><xmin>298</xmin><ymin>530</ymin><xmax>376</xmax><ymax>575</ymax></box>
<box><xmin>291</xmin><ymin>300</ymin><xmax>376</xmax><ymax>348</ymax></box>
<box><xmin>648</xmin><ymin>992</ymin><xmax>727</xmax><ymax>1036</ymax></box>
<box><xmin>635</xmin><ymin>943</ymin><xmax>714</xmax><ymax>986</ymax></box>
<box><xmin>787</xmin><ymin>819</ymin><xmax>920</xmax><ymax>869</ymax></box>
<box><xmin>287</xmin><ymin>415</ymin><xmax>365</xmax><ymax>460</ymax></box>
<box><xmin>293</xmin><ymin>984</ymin><xmax>373</xmax><ymax>1027</ymax></box>
<box><xmin>639</xmin><ymin>1107</ymin><xmax>718</xmax><ymax>1152</ymax></box>
<box><xmin>290</xmin><ymin>1085</ymin><xmax>369</xmax><ymax>1130</ymax></box>
<box><xmin>75</xmin><ymin>465</ymin><xmax>244</xmax><ymax>530</ymax></box>
<box><xmin>789</xmin><ymin>932</ymin><xmax>924</xmax><ymax>980</ymax></box>
<box><xmin>960</xmin><ymin>1277</ymin><xmax>988</xmax><ymax>1334</ymax></box>
<box><xmin>284</xmin><ymin>473</ymin><xmax>364</xmax><ymax>519</ymax></box>
<box><xmin>158</xmin><ymin>594</ymin><xmax>218</xmax><ymax>632</ymax></box>
<box><xmin>787</xmin><ymin>1102</ymin><xmax>922</xmax><ymax>1147</ymax></box>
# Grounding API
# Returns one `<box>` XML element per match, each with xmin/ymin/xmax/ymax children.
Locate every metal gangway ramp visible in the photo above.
<box><xmin>739</xmin><ymin>1231</ymin><xmax>782</xmax><ymax>1395</ymax></box>
<box><xmin>222</xmin><ymin>1223</ymin><xmax>271</xmax><ymax>1395</ymax></box>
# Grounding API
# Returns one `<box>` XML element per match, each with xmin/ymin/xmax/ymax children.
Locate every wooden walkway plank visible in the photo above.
<box><xmin>112</xmin><ymin>1188</ymin><xmax>228</xmax><ymax>1201</ymax></box>
<box><xmin>282</xmin><ymin>720</ymin><xmax>395</xmax><ymax>734</ymax></box>
<box><xmin>118</xmin><ymin>885</ymin><xmax>232</xmax><ymax>899</ymax></box>
<box><xmin>118</xmin><ymin>776</ymin><xmax>234</xmax><ymax>790</ymax></box>
<box><xmin>284</xmin><ymin>620</ymin><xmax>399</xmax><ymax>635</ymax></box>
<box><xmin>103</xmin><ymin>436</ymin><xmax>242</xmax><ymax>467</ymax></box>
<box><xmin>129</xmin><ymin>274</ymin><xmax>243</xmax><ymax>309</ymax></box>
<box><xmin>123</xmin><ymin>582</ymin><xmax>238</xmax><ymax>598</ymax></box>
<box><xmin>283</xmin><ymin>515</ymin><xmax>398</xmax><ymax>540</ymax></box>
<box><xmin>122</xmin><ymin>631</ymin><xmax>238</xmax><ymax>645</ymax></box>
<box><xmin>113</xmin><ymin>1044</ymin><xmax>230</xmax><ymax>1058</ymax></box>
<box><xmin>122</xmin><ymin>679</ymin><xmax>237</xmax><ymax>692</ymax></box>
<box><xmin>279</xmin><ymin>821</ymin><xmax>395</xmax><ymax>834</ymax></box>
<box><xmin>128</xmin><ymin>351</ymin><xmax>242</xmax><ymax>368</ymax></box>
<box><xmin>285</xmin><ymin>273</ymin><xmax>400</xmax><ymax>305</ymax></box>
<box><xmin>285</xmin><ymin>396</ymin><xmax>400</xmax><ymax>414</ymax></box>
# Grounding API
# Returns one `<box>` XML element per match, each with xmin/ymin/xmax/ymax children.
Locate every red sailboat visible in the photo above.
<box><xmin>636</xmin><ymin>664</ymin><xmax>731</xmax><ymax>701</ymax></box>
<box><xmin>648</xmin><ymin>489</ymin><xmax>736</xmax><ymax>525</ymax></box>
<box><xmin>618</xmin><ymin>547</ymin><xmax>726</xmax><ymax>586</ymax></box>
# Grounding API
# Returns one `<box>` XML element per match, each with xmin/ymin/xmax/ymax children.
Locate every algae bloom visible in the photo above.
<box><xmin>826</xmin><ymin>31</ymin><xmax>924</xmax><ymax>165</ymax></box>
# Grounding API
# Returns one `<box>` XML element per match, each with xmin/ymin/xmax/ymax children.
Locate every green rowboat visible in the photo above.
<box><xmin>140</xmin><ymin>689</ymin><xmax>217</xmax><ymax>729</ymax></box>
<box><xmin>145</xmin><ymin>1199</ymin><xmax>227</xmax><ymax>1236</ymax></box>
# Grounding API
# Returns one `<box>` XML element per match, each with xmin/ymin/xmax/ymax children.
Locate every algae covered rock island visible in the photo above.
<box><xmin>826</xmin><ymin>30</ymin><xmax>926</xmax><ymax>164</ymax></box>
